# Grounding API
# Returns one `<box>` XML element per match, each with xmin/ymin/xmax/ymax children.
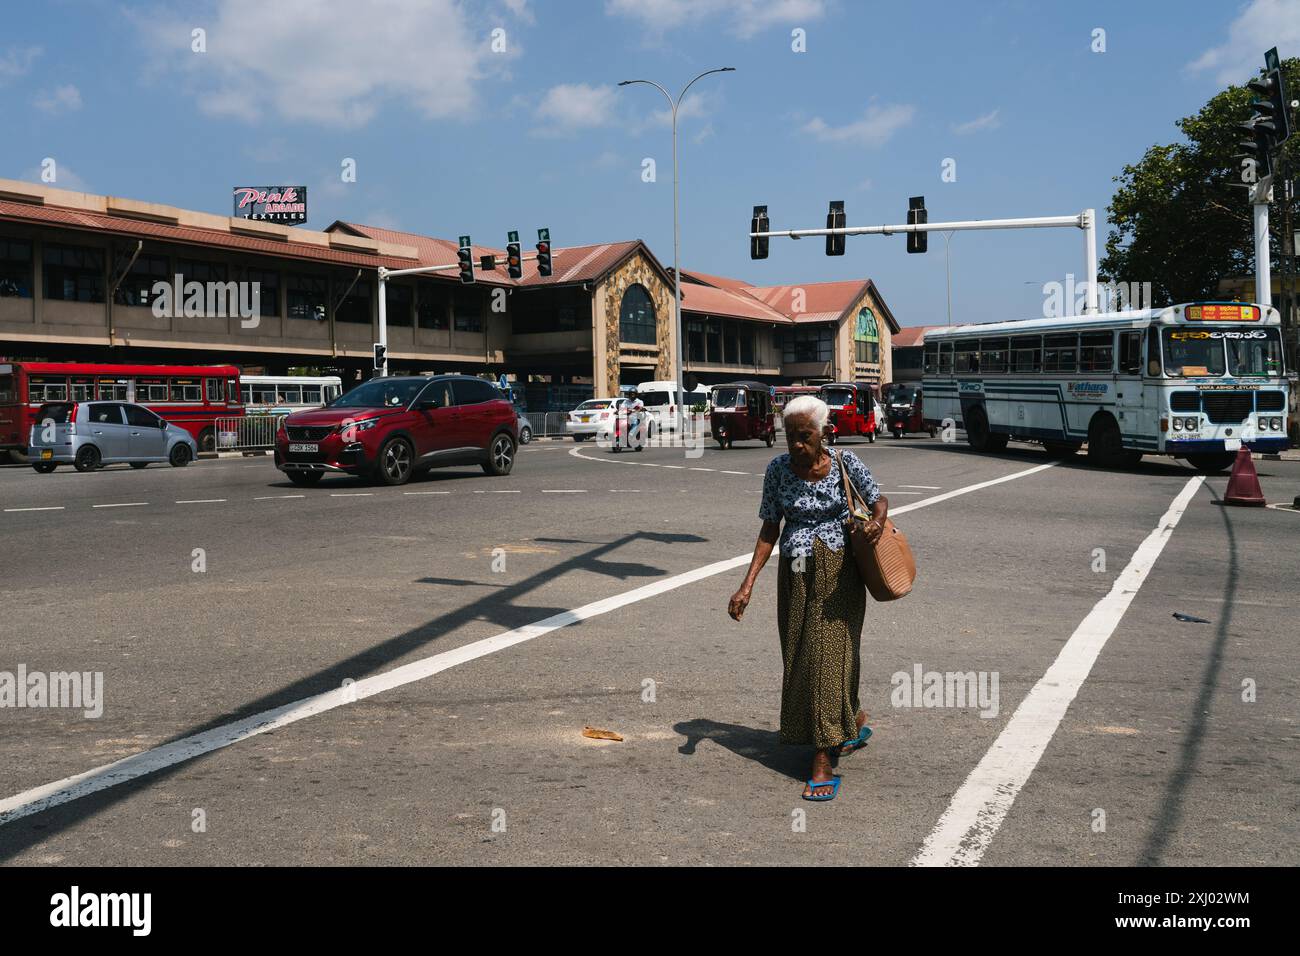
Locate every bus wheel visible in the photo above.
<box><xmin>986</xmin><ymin>432</ymin><xmax>1009</xmax><ymax>452</ymax></box>
<box><xmin>964</xmin><ymin>408</ymin><xmax>992</xmax><ymax>450</ymax></box>
<box><xmin>1086</xmin><ymin>415</ymin><xmax>1124</xmax><ymax>467</ymax></box>
<box><xmin>1186</xmin><ymin>453</ymin><xmax>1236</xmax><ymax>474</ymax></box>
<box><xmin>198</xmin><ymin>427</ymin><xmax>215</xmax><ymax>453</ymax></box>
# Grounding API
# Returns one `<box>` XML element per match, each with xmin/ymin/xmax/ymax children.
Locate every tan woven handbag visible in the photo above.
<box><xmin>837</xmin><ymin>451</ymin><xmax>916</xmax><ymax>601</ymax></box>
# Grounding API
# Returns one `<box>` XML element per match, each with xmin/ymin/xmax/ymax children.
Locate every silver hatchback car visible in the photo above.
<box><xmin>28</xmin><ymin>401</ymin><xmax>199</xmax><ymax>473</ymax></box>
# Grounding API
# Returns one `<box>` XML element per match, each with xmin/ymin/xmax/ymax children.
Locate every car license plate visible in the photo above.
<box><xmin>1224</xmin><ymin>438</ymin><xmax>1242</xmax><ymax>451</ymax></box>
<box><xmin>40</xmin><ymin>449</ymin><xmax>52</xmax><ymax>460</ymax></box>
<box><xmin>289</xmin><ymin>443</ymin><xmax>319</xmax><ymax>453</ymax></box>
<box><xmin>580</xmin><ymin>415</ymin><xmax>591</xmax><ymax>422</ymax></box>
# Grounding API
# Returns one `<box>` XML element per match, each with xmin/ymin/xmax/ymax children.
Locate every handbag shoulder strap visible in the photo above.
<box><xmin>836</xmin><ymin>450</ymin><xmax>860</xmax><ymax>511</ymax></box>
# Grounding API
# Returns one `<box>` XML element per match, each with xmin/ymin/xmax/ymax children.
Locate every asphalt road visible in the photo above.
<box><xmin>0</xmin><ymin>434</ymin><xmax>1297</xmax><ymax>866</ymax></box>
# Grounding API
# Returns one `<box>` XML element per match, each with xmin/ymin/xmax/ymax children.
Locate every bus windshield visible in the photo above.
<box><xmin>1226</xmin><ymin>327</ymin><xmax>1284</xmax><ymax>376</ymax></box>
<box><xmin>1162</xmin><ymin>329</ymin><xmax>1226</xmax><ymax>377</ymax></box>
<box><xmin>330</xmin><ymin>378</ymin><xmax>425</xmax><ymax>408</ymax></box>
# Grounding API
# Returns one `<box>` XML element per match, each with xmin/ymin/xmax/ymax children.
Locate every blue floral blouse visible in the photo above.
<box><xmin>758</xmin><ymin>450</ymin><xmax>881</xmax><ymax>558</ymax></box>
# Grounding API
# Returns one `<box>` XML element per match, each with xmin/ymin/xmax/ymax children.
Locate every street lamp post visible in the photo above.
<box><xmin>618</xmin><ymin>67</ymin><xmax>734</xmax><ymax>436</ymax></box>
<box><xmin>941</xmin><ymin>231</ymin><xmax>955</xmax><ymax>326</ymax></box>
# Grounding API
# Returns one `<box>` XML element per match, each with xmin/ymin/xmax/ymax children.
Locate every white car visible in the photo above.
<box><xmin>566</xmin><ymin>398</ymin><xmax>631</xmax><ymax>441</ymax></box>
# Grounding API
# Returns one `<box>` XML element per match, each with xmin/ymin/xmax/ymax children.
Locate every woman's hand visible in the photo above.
<box><xmin>728</xmin><ymin>585</ymin><xmax>752</xmax><ymax>621</ymax></box>
<box><xmin>863</xmin><ymin>518</ymin><xmax>885</xmax><ymax>544</ymax></box>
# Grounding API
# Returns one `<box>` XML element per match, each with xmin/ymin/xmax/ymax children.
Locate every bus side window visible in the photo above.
<box><xmin>938</xmin><ymin>341</ymin><xmax>953</xmax><ymax>374</ymax></box>
<box><xmin>1119</xmin><ymin>331</ymin><xmax>1142</xmax><ymax>374</ymax></box>
<box><xmin>1144</xmin><ymin>329</ymin><xmax>1161</xmax><ymax>377</ymax></box>
<box><xmin>923</xmin><ymin>341</ymin><xmax>938</xmax><ymax>374</ymax></box>
<box><xmin>206</xmin><ymin>377</ymin><xmax>225</xmax><ymax>403</ymax></box>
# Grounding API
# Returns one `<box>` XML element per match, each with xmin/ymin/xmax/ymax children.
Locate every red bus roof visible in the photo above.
<box><xmin>6</xmin><ymin>362</ymin><xmax>241</xmax><ymax>377</ymax></box>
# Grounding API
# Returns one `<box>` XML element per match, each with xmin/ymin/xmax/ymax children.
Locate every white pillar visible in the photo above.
<box><xmin>377</xmin><ymin>268</ymin><xmax>389</xmax><ymax>376</ymax></box>
<box><xmin>1083</xmin><ymin>209</ymin><xmax>1099</xmax><ymax>314</ymax></box>
<box><xmin>1253</xmin><ymin>200</ymin><xmax>1272</xmax><ymax>307</ymax></box>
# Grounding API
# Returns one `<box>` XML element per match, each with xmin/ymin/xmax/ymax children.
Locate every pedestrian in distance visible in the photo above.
<box><xmin>727</xmin><ymin>394</ymin><xmax>888</xmax><ymax>802</ymax></box>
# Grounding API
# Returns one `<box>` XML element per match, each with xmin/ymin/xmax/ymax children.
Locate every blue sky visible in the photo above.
<box><xmin>0</xmin><ymin>0</ymin><xmax>1293</xmax><ymax>326</ymax></box>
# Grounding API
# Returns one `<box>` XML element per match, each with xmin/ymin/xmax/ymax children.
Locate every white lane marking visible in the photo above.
<box><xmin>0</xmin><ymin>459</ymin><xmax>1061</xmax><ymax>827</ymax></box>
<box><xmin>404</xmin><ymin>491</ymin><xmax>451</xmax><ymax>495</ymax></box>
<box><xmin>609</xmin><ymin>489</ymin><xmax>642</xmax><ymax>493</ymax></box>
<box><xmin>473</xmin><ymin>489</ymin><xmax>520</xmax><ymax>494</ymax></box>
<box><xmin>900</xmin><ymin>485</ymin><xmax>942</xmax><ymax>490</ymax></box>
<box><xmin>721</xmin><ymin>470</ymin><xmax>750</xmax><ymax>475</ymax></box>
<box><xmin>881</xmin><ymin>491</ymin><xmax>924</xmax><ymax>496</ymax></box>
<box><xmin>254</xmin><ymin>495</ymin><xmax>305</xmax><ymax>500</ymax></box>
<box><xmin>176</xmin><ymin>499</ymin><xmax>227</xmax><ymax>504</ymax></box>
<box><xmin>662</xmin><ymin>465</ymin><xmax>685</xmax><ymax>470</ymax></box>
<box><xmin>911</xmin><ymin>475</ymin><xmax>1204</xmax><ymax>867</ymax></box>
<box><xmin>91</xmin><ymin>502</ymin><xmax>148</xmax><ymax>509</ymax></box>
<box><xmin>542</xmin><ymin>489</ymin><xmax>587</xmax><ymax>493</ymax></box>
<box><xmin>4</xmin><ymin>506</ymin><xmax>65</xmax><ymax>512</ymax></box>
<box><xmin>689</xmin><ymin>467</ymin><xmax>715</xmax><ymax>472</ymax></box>
<box><xmin>329</xmin><ymin>493</ymin><xmax>374</xmax><ymax>498</ymax></box>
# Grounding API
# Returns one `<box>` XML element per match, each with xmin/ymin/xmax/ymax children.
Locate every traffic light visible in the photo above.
<box><xmin>373</xmin><ymin>342</ymin><xmax>386</xmax><ymax>370</ymax></box>
<box><xmin>457</xmin><ymin>235</ymin><xmax>474</xmax><ymax>284</ymax></box>
<box><xmin>750</xmin><ymin>205</ymin><xmax>769</xmax><ymax>260</ymax></box>
<box><xmin>906</xmin><ymin>196</ymin><xmax>928</xmax><ymax>254</ymax></box>
<box><xmin>1235</xmin><ymin>115</ymin><xmax>1273</xmax><ymax>182</ymax></box>
<box><xmin>536</xmin><ymin>228</ymin><xmax>552</xmax><ymax>278</ymax></box>
<box><xmin>825</xmin><ymin>200</ymin><xmax>846</xmax><ymax>256</ymax></box>
<box><xmin>1249</xmin><ymin>52</ymin><xmax>1291</xmax><ymax>146</ymax></box>
<box><xmin>506</xmin><ymin>230</ymin><xmax>522</xmax><ymax>280</ymax></box>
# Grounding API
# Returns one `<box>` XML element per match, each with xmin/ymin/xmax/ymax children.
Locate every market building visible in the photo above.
<box><xmin>0</xmin><ymin>178</ymin><xmax>900</xmax><ymax>408</ymax></box>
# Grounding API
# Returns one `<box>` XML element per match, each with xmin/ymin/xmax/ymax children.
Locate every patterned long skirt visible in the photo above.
<box><xmin>776</xmin><ymin>537</ymin><xmax>867</xmax><ymax>748</ymax></box>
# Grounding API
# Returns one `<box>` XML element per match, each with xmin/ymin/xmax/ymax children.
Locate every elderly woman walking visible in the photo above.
<box><xmin>728</xmin><ymin>395</ymin><xmax>887</xmax><ymax>801</ymax></box>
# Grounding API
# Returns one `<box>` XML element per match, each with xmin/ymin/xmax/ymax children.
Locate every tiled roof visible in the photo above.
<box><xmin>680</xmin><ymin>269</ymin><xmax>756</xmax><ymax>292</ymax></box>
<box><xmin>335</xmin><ymin>222</ymin><xmax>651</xmax><ymax>288</ymax></box>
<box><xmin>678</xmin><ymin>282</ymin><xmax>788</xmax><ymax>322</ymax></box>
<box><xmin>0</xmin><ymin>199</ymin><xmax>416</xmax><ymax>271</ymax></box>
<box><xmin>891</xmin><ymin>325</ymin><xmax>944</xmax><ymax>348</ymax></box>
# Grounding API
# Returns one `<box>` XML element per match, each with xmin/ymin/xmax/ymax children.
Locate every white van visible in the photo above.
<box><xmin>635</xmin><ymin>381</ymin><xmax>708</xmax><ymax>433</ymax></box>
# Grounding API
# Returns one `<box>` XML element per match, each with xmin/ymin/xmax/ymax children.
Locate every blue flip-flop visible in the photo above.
<box><xmin>802</xmin><ymin>776</ymin><xmax>842</xmax><ymax>802</ymax></box>
<box><xmin>839</xmin><ymin>724</ymin><xmax>873</xmax><ymax>757</ymax></box>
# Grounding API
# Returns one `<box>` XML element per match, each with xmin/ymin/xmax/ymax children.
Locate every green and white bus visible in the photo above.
<box><xmin>921</xmin><ymin>302</ymin><xmax>1288</xmax><ymax>472</ymax></box>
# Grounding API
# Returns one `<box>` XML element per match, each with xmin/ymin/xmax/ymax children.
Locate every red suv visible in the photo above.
<box><xmin>274</xmin><ymin>375</ymin><xmax>518</xmax><ymax>486</ymax></box>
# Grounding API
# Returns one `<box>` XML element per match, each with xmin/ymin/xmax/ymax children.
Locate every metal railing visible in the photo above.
<box><xmin>215</xmin><ymin>414</ymin><xmax>281</xmax><ymax>451</ymax></box>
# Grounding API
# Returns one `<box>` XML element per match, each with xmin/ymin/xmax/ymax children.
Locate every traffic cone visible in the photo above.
<box><xmin>1222</xmin><ymin>446</ymin><xmax>1265</xmax><ymax>506</ymax></box>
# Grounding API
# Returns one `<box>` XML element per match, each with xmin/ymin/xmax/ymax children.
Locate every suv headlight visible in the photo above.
<box><xmin>340</xmin><ymin>417</ymin><xmax>380</xmax><ymax>433</ymax></box>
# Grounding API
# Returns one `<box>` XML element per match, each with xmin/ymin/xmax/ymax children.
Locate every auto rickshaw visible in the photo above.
<box><xmin>818</xmin><ymin>382</ymin><xmax>879</xmax><ymax>443</ymax></box>
<box><xmin>882</xmin><ymin>382</ymin><xmax>936</xmax><ymax>438</ymax></box>
<box><xmin>710</xmin><ymin>381</ymin><xmax>776</xmax><ymax>449</ymax></box>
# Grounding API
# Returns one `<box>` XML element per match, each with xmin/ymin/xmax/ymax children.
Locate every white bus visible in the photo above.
<box><xmin>922</xmin><ymin>302</ymin><xmax>1288</xmax><ymax>473</ymax></box>
<box><xmin>239</xmin><ymin>375</ymin><xmax>342</xmax><ymax>416</ymax></box>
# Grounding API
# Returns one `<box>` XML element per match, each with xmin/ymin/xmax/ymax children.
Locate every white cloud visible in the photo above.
<box><xmin>1189</xmin><ymin>0</ymin><xmax>1300</xmax><ymax>85</ymax></box>
<box><xmin>0</xmin><ymin>45</ymin><xmax>41</xmax><ymax>80</ymax></box>
<box><xmin>803</xmin><ymin>104</ymin><xmax>915</xmax><ymax>147</ymax></box>
<box><xmin>605</xmin><ymin>0</ymin><xmax>824</xmax><ymax>39</ymax></box>
<box><xmin>134</xmin><ymin>0</ymin><xmax>492</xmax><ymax>127</ymax></box>
<box><xmin>952</xmin><ymin>108</ymin><xmax>1001</xmax><ymax>135</ymax></box>
<box><xmin>34</xmin><ymin>84</ymin><xmax>82</xmax><ymax>114</ymax></box>
<box><xmin>535</xmin><ymin>83</ymin><xmax>617</xmax><ymax>132</ymax></box>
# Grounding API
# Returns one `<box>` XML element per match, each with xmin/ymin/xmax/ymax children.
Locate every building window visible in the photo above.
<box><xmin>176</xmin><ymin>258</ymin><xmax>229</xmax><ymax>283</ymax></box>
<box><xmin>0</xmin><ymin>239</ymin><xmax>33</xmax><ymax>298</ymax></box>
<box><xmin>246</xmin><ymin>268</ymin><xmax>281</xmax><ymax>317</ymax></box>
<box><xmin>287</xmin><ymin>274</ymin><xmax>327</xmax><ymax>321</ymax></box>
<box><xmin>782</xmin><ymin>326</ymin><xmax>833</xmax><ymax>364</ymax></box>
<box><xmin>336</xmin><ymin>278</ymin><xmax>372</xmax><ymax>324</ymax></box>
<box><xmin>687</xmin><ymin>319</ymin><xmax>705</xmax><ymax>362</ymax></box>
<box><xmin>619</xmin><ymin>283</ymin><xmax>657</xmax><ymax>345</ymax></box>
<box><xmin>386</xmin><ymin>283</ymin><xmax>413</xmax><ymax>327</ymax></box>
<box><xmin>854</xmin><ymin>307</ymin><xmax>880</xmax><ymax>364</ymax></box>
<box><xmin>43</xmin><ymin>243</ymin><xmax>105</xmax><ymax>303</ymax></box>
<box><xmin>113</xmin><ymin>254</ymin><xmax>170</xmax><ymax>307</ymax></box>
<box><xmin>724</xmin><ymin>321</ymin><xmax>740</xmax><ymax>364</ymax></box>
<box><xmin>454</xmin><ymin>288</ymin><xmax>482</xmax><ymax>332</ymax></box>
<box><xmin>418</xmin><ymin>281</ymin><xmax>450</xmax><ymax>330</ymax></box>
<box><xmin>740</xmin><ymin>326</ymin><xmax>755</xmax><ymax>365</ymax></box>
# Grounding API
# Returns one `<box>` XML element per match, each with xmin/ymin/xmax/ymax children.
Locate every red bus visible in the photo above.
<box><xmin>0</xmin><ymin>362</ymin><xmax>243</xmax><ymax>453</ymax></box>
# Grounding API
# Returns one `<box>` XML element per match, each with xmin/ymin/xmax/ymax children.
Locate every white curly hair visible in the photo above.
<box><xmin>782</xmin><ymin>394</ymin><xmax>830</xmax><ymax>431</ymax></box>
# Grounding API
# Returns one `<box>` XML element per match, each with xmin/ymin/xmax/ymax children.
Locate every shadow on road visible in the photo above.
<box><xmin>0</xmin><ymin>529</ymin><xmax>708</xmax><ymax>861</ymax></box>
<box><xmin>674</xmin><ymin>718</ymin><xmax>812</xmax><ymax>782</ymax></box>
<box><xmin>1138</xmin><ymin>479</ymin><xmax>1239</xmax><ymax>865</ymax></box>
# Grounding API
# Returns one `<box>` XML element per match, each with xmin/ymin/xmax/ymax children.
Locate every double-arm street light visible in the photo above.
<box><xmin>618</xmin><ymin>67</ymin><xmax>734</xmax><ymax>435</ymax></box>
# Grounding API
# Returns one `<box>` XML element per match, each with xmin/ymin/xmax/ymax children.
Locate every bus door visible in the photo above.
<box><xmin>1113</xmin><ymin>329</ymin><xmax>1151</xmax><ymax>442</ymax></box>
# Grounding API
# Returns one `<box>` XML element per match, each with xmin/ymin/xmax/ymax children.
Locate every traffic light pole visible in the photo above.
<box><xmin>752</xmin><ymin>209</ymin><xmax>1102</xmax><ymax>313</ymax></box>
<box><xmin>1250</xmin><ymin>178</ymin><xmax>1273</xmax><ymax>308</ymax></box>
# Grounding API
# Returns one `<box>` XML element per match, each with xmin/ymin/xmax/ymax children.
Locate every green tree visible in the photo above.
<box><xmin>1102</xmin><ymin>58</ymin><xmax>1300</xmax><ymax>304</ymax></box>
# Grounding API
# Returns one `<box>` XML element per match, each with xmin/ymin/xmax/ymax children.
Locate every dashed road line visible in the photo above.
<box><xmin>541</xmin><ymin>489</ymin><xmax>587</xmax><ymax>493</ymax></box>
<box><xmin>4</xmin><ymin>506</ymin><xmax>65</xmax><ymax>512</ymax></box>
<box><xmin>900</xmin><ymin>484</ymin><xmax>942</xmax><ymax>490</ymax></box>
<box><xmin>0</xmin><ymin>458</ymin><xmax>1062</xmax><ymax>828</ymax></box>
<box><xmin>254</xmin><ymin>495</ymin><xmax>305</xmax><ymax>500</ymax></box>
<box><xmin>403</xmin><ymin>491</ymin><xmax>451</xmax><ymax>495</ymax></box>
<box><xmin>176</xmin><ymin>499</ymin><xmax>227</xmax><ymax>504</ymax></box>
<box><xmin>329</xmin><ymin>493</ymin><xmax>374</xmax><ymax>498</ymax></box>
<box><xmin>91</xmin><ymin>502</ymin><xmax>149</xmax><ymax>509</ymax></box>
<box><xmin>911</xmin><ymin>475</ymin><xmax>1203</xmax><ymax>867</ymax></box>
